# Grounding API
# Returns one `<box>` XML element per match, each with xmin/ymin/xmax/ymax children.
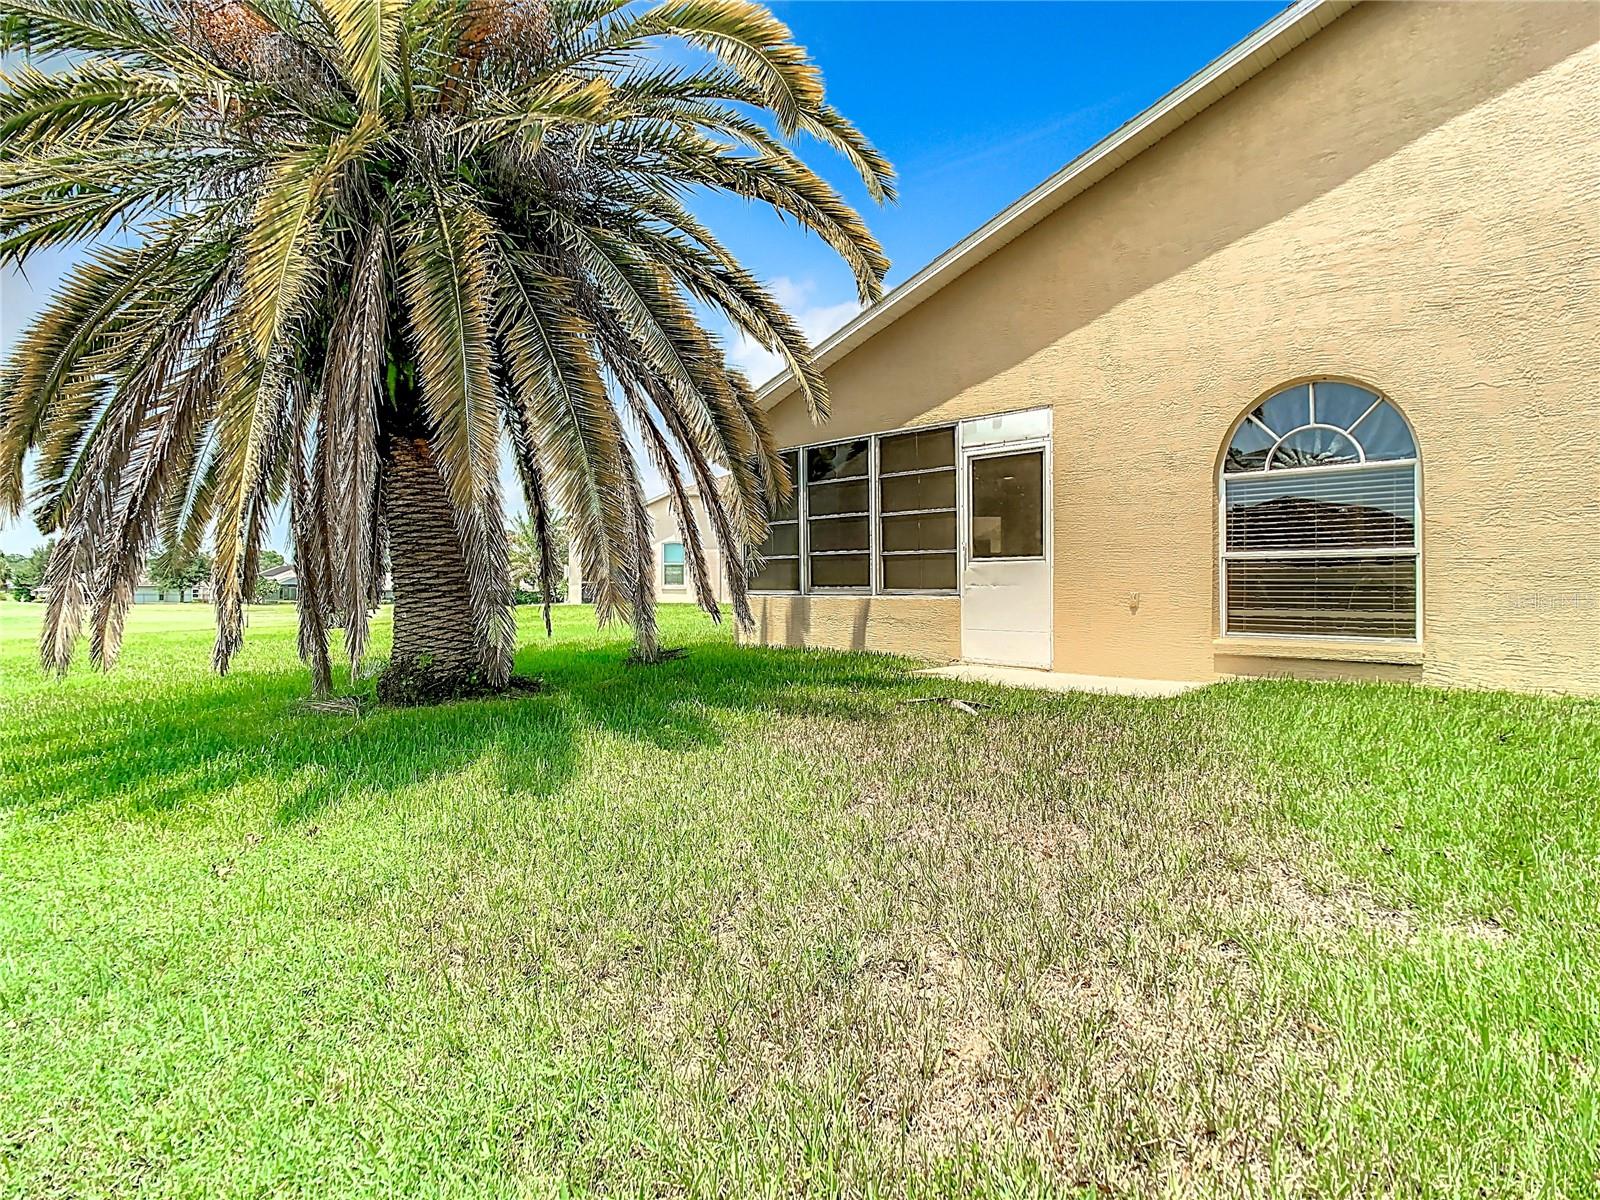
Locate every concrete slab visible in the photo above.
<box><xmin>916</xmin><ymin>663</ymin><xmax>1205</xmax><ymax>699</ymax></box>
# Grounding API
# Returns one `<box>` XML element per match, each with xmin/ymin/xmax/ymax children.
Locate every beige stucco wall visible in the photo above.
<box><xmin>750</xmin><ymin>1</ymin><xmax>1600</xmax><ymax>695</ymax></box>
<box><xmin>749</xmin><ymin>596</ymin><xmax>962</xmax><ymax>661</ymax></box>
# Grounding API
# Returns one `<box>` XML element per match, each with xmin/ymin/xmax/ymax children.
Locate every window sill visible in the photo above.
<box><xmin>1212</xmin><ymin>637</ymin><xmax>1424</xmax><ymax>665</ymax></box>
<box><xmin>747</xmin><ymin>591</ymin><xmax>959</xmax><ymax>600</ymax></box>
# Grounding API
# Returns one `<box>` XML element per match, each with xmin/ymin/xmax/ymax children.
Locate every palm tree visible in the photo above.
<box><xmin>508</xmin><ymin>510</ymin><xmax>566</xmax><ymax>602</ymax></box>
<box><xmin>0</xmin><ymin>0</ymin><xmax>891</xmax><ymax>699</ymax></box>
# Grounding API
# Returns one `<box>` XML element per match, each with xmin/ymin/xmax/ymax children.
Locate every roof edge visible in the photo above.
<box><xmin>757</xmin><ymin>0</ymin><xmax>1358</xmax><ymax>410</ymax></box>
<box><xmin>641</xmin><ymin>470</ymin><xmax>731</xmax><ymax>510</ymax></box>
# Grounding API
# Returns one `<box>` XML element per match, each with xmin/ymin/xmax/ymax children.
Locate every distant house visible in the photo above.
<box><xmin>251</xmin><ymin>563</ymin><xmax>393</xmax><ymax>605</ymax></box>
<box><xmin>565</xmin><ymin>481</ymin><xmax>733</xmax><ymax>607</ymax></box>
<box><xmin>259</xmin><ymin>562</ymin><xmax>298</xmax><ymax>602</ymax></box>
<box><xmin>132</xmin><ymin>578</ymin><xmax>197</xmax><ymax>604</ymax></box>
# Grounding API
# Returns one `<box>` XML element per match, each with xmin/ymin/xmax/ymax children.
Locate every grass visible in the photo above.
<box><xmin>0</xmin><ymin>601</ymin><xmax>1595</xmax><ymax>1198</ymax></box>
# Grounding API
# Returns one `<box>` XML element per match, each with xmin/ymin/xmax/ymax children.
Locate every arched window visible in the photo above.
<box><xmin>1220</xmin><ymin>381</ymin><xmax>1419</xmax><ymax>640</ymax></box>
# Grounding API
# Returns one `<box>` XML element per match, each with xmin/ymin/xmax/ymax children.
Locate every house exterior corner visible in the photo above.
<box><xmin>741</xmin><ymin>1</ymin><xmax>1600</xmax><ymax>697</ymax></box>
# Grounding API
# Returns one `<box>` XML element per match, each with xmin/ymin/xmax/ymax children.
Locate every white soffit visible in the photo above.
<box><xmin>757</xmin><ymin>0</ymin><xmax>1359</xmax><ymax>410</ymax></box>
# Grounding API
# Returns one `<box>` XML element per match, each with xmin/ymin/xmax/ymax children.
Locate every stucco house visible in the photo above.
<box><xmin>131</xmin><ymin>578</ymin><xmax>197</xmax><ymax>604</ymax></box>
<box><xmin>564</xmin><ymin>482</ymin><xmax>733</xmax><ymax>607</ymax></box>
<box><xmin>257</xmin><ymin>563</ymin><xmax>396</xmax><ymax>605</ymax></box>
<box><xmin>738</xmin><ymin>0</ymin><xmax>1598</xmax><ymax>696</ymax></box>
<box><xmin>259</xmin><ymin>562</ymin><xmax>299</xmax><ymax>602</ymax></box>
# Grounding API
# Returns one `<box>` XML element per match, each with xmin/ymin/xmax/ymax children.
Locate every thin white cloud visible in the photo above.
<box><xmin>725</xmin><ymin>276</ymin><xmax>859</xmax><ymax>387</ymax></box>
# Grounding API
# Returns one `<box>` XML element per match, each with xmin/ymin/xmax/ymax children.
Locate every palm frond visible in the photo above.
<box><xmin>288</xmin><ymin>376</ymin><xmax>332</xmax><ymax>695</ymax></box>
<box><xmin>645</xmin><ymin>373</ymin><xmax>757</xmax><ymax>629</ymax></box>
<box><xmin>0</xmin><ymin>143</ymin><xmax>244</xmax><ymax>264</ymax></box>
<box><xmin>554</xmin><ymin>215</ymin><xmax>735</xmax><ymax>453</ymax></box>
<box><xmin>161</xmin><ymin>409</ymin><xmax>223</xmax><ymax>559</ymax></box>
<box><xmin>493</xmin><ymin>245</ymin><xmax>632</xmax><ymax>623</ymax></box>
<box><xmin>86</xmin><ymin>326</ymin><xmax>227</xmax><ymax>670</ymax></box>
<box><xmin>238</xmin><ymin>112</ymin><xmax>379</xmax><ymax>363</ymax></box>
<box><xmin>616</xmin><ymin>441</ymin><xmax>658</xmax><ymax>660</ymax></box>
<box><xmin>33</xmin><ymin>245</ymin><xmax>235</xmax><ymax>673</ymax></box>
<box><xmin>316</xmin><ymin>0</ymin><xmax>401</xmax><ymax>110</ymax></box>
<box><xmin>638</xmin><ymin>0</ymin><xmax>821</xmax><ymax>135</ymax></box>
<box><xmin>0</xmin><ymin>58</ymin><xmax>208</xmax><ymax>150</ymax></box>
<box><xmin>604</xmin><ymin>65</ymin><xmax>896</xmax><ymax>202</ymax></box>
<box><xmin>37</xmin><ymin>527</ymin><xmax>88</xmax><ymax>675</ymax></box>
<box><xmin>802</xmin><ymin>102</ymin><xmax>897</xmax><ymax>203</ymax></box>
<box><xmin>37</xmin><ymin>384</ymin><xmax>146</xmax><ymax>673</ymax></box>
<box><xmin>399</xmin><ymin>181</ymin><xmax>498</xmax><ymax>516</ymax></box>
<box><xmin>0</xmin><ymin>0</ymin><xmax>238</xmax><ymax>81</ymax></box>
<box><xmin>30</xmin><ymin>238</ymin><xmax>235</xmax><ymax>530</ymax></box>
<box><xmin>319</xmin><ymin>210</ymin><xmax>387</xmax><ymax>671</ymax></box>
<box><xmin>610</xmin><ymin>209</ymin><xmax>827</xmax><ymax>422</ymax></box>
<box><xmin>499</xmin><ymin>373</ymin><xmax>560</xmax><ymax>635</ymax></box>
<box><xmin>0</xmin><ymin>241</ymin><xmax>160</xmax><ymax>516</ymax></box>
<box><xmin>451</xmin><ymin>72</ymin><xmax>617</xmax><ymax>155</ymax></box>
<box><xmin>617</xmin><ymin>374</ymin><xmax>720</xmax><ymax>623</ymax></box>
<box><xmin>208</xmin><ymin>343</ymin><xmax>290</xmax><ymax>675</ymax></box>
<box><xmin>665</xmin><ymin>146</ymin><xmax>888</xmax><ymax>302</ymax></box>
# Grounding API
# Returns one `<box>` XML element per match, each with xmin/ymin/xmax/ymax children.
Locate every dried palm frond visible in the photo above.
<box><xmin>318</xmin><ymin>213</ymin><xmax>387</xmax><ymax>671</ymax></box>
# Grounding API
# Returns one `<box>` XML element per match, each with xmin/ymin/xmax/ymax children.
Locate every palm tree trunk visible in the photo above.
<box><xmin>378</xmin><ymin>435</ymin><xmax>485</xmax><ymax>702</ymax></box>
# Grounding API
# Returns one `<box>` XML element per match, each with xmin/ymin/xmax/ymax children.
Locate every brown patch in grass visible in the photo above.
<box><xmin>1255</xmin><ymin>858</ymin><xmax>1513</xmax><ymax>948</ymax></box>
<box><xmin>1260</xmin><ymin>861</ymin><xmax>1418</xmax><ymax>940</ymax></box>
<box><xmin>394</xmin><ymin>699</ymin><xmax>1398</xmax><ymax>1194</ymax></box>
<box><xmin>755</xmin><ymin>705</ymin><xmax>1332</xmax><ymax>1190</ymax></box>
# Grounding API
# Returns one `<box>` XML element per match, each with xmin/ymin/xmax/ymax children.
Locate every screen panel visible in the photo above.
<box><xmin>751</xmin><ymin>450</ymin><xmax>801</xmax><ymax>592</ymax></box>
<box><xmin>878</xmin><ymin>427</ymin><xmax>956</xmax><ymax>592</ymax></box>
<box><xmin>806</xmin><ymin>440</ymin><xmax>871</xmax><ymax>590</ymax></box>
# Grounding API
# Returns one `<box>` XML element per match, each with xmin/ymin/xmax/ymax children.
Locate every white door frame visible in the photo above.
<box><xmin>958</xmin><ymin>428</ymin><xmax>1053</xmax><ymax>668</ymax></box>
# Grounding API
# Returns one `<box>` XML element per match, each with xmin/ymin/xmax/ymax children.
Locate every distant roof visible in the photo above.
<box><xmin>642</xmin><ymin>471</ymin><xmax>731</xmax><ymax>510</ymax></box>
<box><xmin>758</xmin><ymin>0</ymin><xmax>1356</xmax><ymax>409</ymax></box>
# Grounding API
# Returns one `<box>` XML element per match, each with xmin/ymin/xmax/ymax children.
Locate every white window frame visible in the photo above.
<box><xmin>876</xmin><ymin>425</ymin><xmax>959</xmax><ymax>595</ymax></box>
<box><xmin>1218</xmin><ymin>382</ymin><xmax>1422</xmax><ymax>644</ymax></box>
<box><xmin>801</xmin><ymin>437</ymin><xmax>873</xmax><ymax>595</ymax></box>
<box><xmin>750</xmin><ymin>421</ymin><xmax>962</xmax><ymax>598</ymax></box>
<box><xmin>963</xmin><ymin>444</ymin><xmax>1049</xmax><ymax>565</ymax></box>
<box><xmin>661</xmin><ymin>541</ymin><xmax>686</xmax><ymax>589</ymax></box>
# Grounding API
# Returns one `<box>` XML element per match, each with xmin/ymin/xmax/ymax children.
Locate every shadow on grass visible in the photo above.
<box><xmin>7</xmin><ymin>634</ymin><xmax>920</xmax><ymax>826</ymax></box>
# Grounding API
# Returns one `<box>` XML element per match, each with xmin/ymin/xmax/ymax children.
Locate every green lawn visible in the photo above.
<box><xmin>1</xmin><ymin>602</ymin><xmax>1595</xmax><ymax>1198</ymax></box>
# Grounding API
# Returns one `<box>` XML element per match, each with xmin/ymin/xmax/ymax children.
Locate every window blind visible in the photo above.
<box><xmin>1225</xmin><ymin>557</ymin><xmax>1416</xmax><ymax>638</ymax></box>
<box><xmin>1225</xmin><ymin>465</ymin><xmax>1415</xmax><ymax>553</ymax></box>
<box><xmin>1223</xmin><ymin>462</ymin><xmax>1418</xmax><ymax>637</ymax></box>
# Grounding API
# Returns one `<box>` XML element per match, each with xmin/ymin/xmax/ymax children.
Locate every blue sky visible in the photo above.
<box><xmin>0</xmin><ymin>1</ymin><xmax>1283</xmax><ymax>554</ymax></box>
